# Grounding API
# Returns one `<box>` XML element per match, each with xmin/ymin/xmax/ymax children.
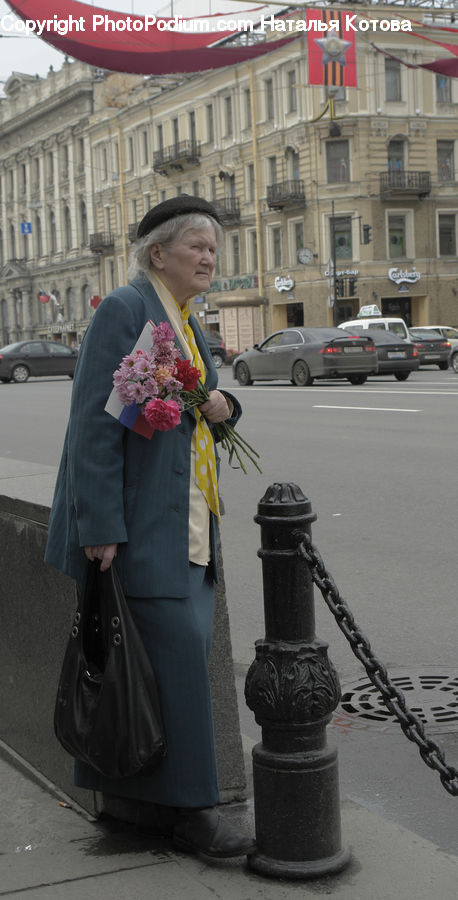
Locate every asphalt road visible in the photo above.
<box><xmin>1</xmin><ymin>367</ymin><xmax>457</xmax><ymax>852</ymax></box>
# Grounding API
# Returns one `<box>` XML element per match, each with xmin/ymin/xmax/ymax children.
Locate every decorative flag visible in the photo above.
<box><xmin>38</xmin><ymin>290</ymin><xmax>50</xmax><ymax>303</ymax></box>
<box><xmin>49</xmin><ymin>293</ymin><xmax>58</xmax><ymax>306</ymax></box>
<box><xmin>105</xmin><ymin>320</ymin><xmax>155</xmax><ymax>438</ymax></box>
<box><xmin>5</xmin><ymin>0</ymin><xmax>295</xmax><ymax>76</ymax></box>
<box><xmin>307</xmin><ymin>8</ymin><xmax>357</xmax><ymax>87</ymax></box>
<box><xmin>90</xmin><ymin>295</ymin><xmax>102</xmax><ymax>309</ymax></box>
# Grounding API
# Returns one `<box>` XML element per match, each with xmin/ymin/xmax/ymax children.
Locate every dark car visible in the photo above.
<box><xmin>344</xmin><ymin>327</ymin><xmax>419</xmax><ymax>381</ymax></box>
<box><xmin>202</xmin><ymin>330</ymin><xmax>227</xmax><ymax>368</ymax></box>
<box><xmin>408</xmin><ymin>329</ymin><xmax>450</xmax><ymax>370</ymax></box>
<box><xmin>232</xmin><ymin>327</ymin><xmax>378</xmax><ymax>386</ymax></box>
<box><xmin>0</xmin><ymin>340</ymin><xmax>78</xmax><ymax>383</ymax></box>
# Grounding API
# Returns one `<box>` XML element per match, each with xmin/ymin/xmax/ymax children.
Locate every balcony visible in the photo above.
<box><xmin>212</xmin><ymin>197</ymin><xmax>240</xmax><ymax>224</ymax></box>
<box><xmin>380</xmin><ymin>170</ymin><xmax>431</xmax><ymax>199</ymax></box>
<box><xmin>89</xmin><ymin>232</ymin><xmax>114</xmax><ymax>253</ymax></box>
<box><xmin>152</xmin><ymin>140</ymin><xmax>201</xmax><ymax>175</ymax></box>
<box><xmin>267</xmin><ymin>179</ymin><xmax>306</xmax><ymax>210</ymax></box>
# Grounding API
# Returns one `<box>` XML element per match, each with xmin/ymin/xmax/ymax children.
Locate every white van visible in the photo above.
<box><xmin>338</xmin><ymin>317</ymin><xmax>410</xmax><ymax>342</ymax></box>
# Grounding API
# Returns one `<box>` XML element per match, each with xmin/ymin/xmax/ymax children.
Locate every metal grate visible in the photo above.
<box><xmin>338</xmin><ymin>669</ymin><xmax>458</xmax><ymax>734</ymax></box>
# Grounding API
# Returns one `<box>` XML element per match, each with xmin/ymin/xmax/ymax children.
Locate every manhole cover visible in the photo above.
<box><xmin>336</xmin><ymin>669</ymin><xmax>458</xmax><ymax>734</ymax></box>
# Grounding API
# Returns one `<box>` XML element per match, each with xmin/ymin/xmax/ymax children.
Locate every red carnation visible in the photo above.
<box><xmin>175</xmin><ymin>358</ymin><xmax>201</xmax><ymax>391</ymax></box>
<box><xmin>143</xmin><ymin>398</ymin><xmax>181</xmax><ymax>431</ymax></box>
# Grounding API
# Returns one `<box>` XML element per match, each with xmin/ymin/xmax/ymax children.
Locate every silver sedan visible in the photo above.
<box><xmin>232</xmin><ymin>327</ymin><xmax>378</xmax><ymax>386</ymax></box>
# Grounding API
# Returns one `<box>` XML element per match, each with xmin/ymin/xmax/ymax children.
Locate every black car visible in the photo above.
<box><xmin>0</xmin><ymin>340</ymin><xmax>78</xmax><ymax>383</ymax></box>
<box><xmin>408</xmin><ymin>330</ymin><xmax>450</xmax><ymax>370</ymax></box>
<box><xmin>202</xmin><ymin>330</ymin><xmax>227</xmax><ymax>368</ymax></box>
<box><xmin>344</xmin><ymin>327</ymin><xmax>419</xmax><ymax>381</ymax></box>
<box><xmin>232</xmin><ymin>327</ymin><xmax>378</xmax><ymax>386</ymax></box>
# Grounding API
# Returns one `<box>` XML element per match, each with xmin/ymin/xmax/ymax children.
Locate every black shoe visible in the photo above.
<box><xmin>172</xmin><ymin>806</ymin><xmax>256</xmax><ymax>859</ymax></box>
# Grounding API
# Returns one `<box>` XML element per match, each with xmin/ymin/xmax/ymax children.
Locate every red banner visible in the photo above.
<box><xmin>307</xmin><ymin>8</ymin><xmax>357</xmax><ymax>87</ymax></box>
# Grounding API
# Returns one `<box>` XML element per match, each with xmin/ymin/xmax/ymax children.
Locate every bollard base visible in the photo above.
<box><xmin>248</xmin><ymin>844</ymin><xmax>351</xmax><ymax>880</ymax></box>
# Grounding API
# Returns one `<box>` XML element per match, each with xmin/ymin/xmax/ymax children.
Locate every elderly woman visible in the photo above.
<box><xmin>45</xmin><ymin>195</ymin><xmax>255</xmax><ymax>859</ymax></box>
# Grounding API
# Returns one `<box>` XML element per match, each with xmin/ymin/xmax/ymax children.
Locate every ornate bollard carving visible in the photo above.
<box><xmin>245</xmin><ymin>483</ymin><xmax>350</xmax><ymax>879</ymax></box>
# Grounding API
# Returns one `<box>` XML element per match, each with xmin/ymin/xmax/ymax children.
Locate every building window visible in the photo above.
<box><xmin>326</xmin><ymin>140</ymin><xmax>349</xmax><ymax>183</ymax></box>
<box><xmin>294</xmin><ymin>221</ymin><xmax>304</xmax><ymax>254</ymax></box>
<box><xmin>247</xmin><ymin>163</ymin><xmax>255</xmax><ymax>202</ymax></box>
<box><xmin>206</xmin><ymin>104</ymin><xmax>214</xmax><ymax>143</ymax></box>
<box><xmin>47</xmin><ymin>152</ymin><xmax>54</xmax><ymax>185</ymax></box>
<box><xmin>80</xmin><ymin>201</ymin><xmax>88</xmax><ymax>245</ymax></box>
<box><xmin>192</xmin><ymin>180</ymin><xmax>199</xmax><ymax>196</ymax></box>
<box><xmin>78</xmin><ymin>137</ymin><xmax>85</xmax><ymax>171</ymax></box>
<box><xmin>189</xmin><ymin>110</ymin><xmax>196</xmax><ymax>144</ymax></box>
<box><xmin>60</xmin><ymin>145</ymin><xmax>69</xmax><ymax>179</ymax></box>
<box><xmin>388</xmin><ymin>139</ymin><xmax>405</xmax><ymax>172</ymax></box>
<box><xmin>131</xmin><ymin>198</ymin><xmax>137</xmax><ymax>222</ymax></box>
<box><xmin>271</xmin><ymin>226</ymin><xmax>282</xmax><ymax>268</ymax></box>
<box><xmin>20</xmin><ymin>164</ymin><xmax>27</xmax><ymax>194</ymax></box>
<box><xmin>64</xmin><ymin>206</ymin><xmax>72</xmax><ymax>250</ymax></box>
<box><xmin>171</xmin><ymin>118</ymin><xmax>179</xmax><ymax>148</ymax></box>
<box><xmin>436</xmin><ymin>74</ymin><xmax>452</xmax><ymax>104</ymax></box>
<box><xmin>385</xmin><ymin>59</ymin><xmax>402</xmax><ymax>101</ymax></box>
<box><xmin>287</xmin><ymin>69</ymin><xmax>297</xmax><ymax>112</ymax></box>
<box><xmin>287</xmin><ymin>149</ymin><xmax>300</xmax><ymax>180</ymax></box>
<box><xmin>157</xmin><ymin>124</ymin><xmax>164</xmax><ymax>153</ymax></box>
<box><xmin>35</xmin><ymin>215</ymin><xmax>42</xmax><ymax>257</ymax></box>
<box><xmin>332</xmin><ymin>217</ymin><xmax>352</xmax><ymax>260</ymax></box>
<box><xmin>248</xmin><ymin>229</ymin><xmax>257</xmax><ymax>272</ymax></box>
<box><xmin>224</xmin><ymin>96</ymin><xmax>233</xmax><ymax>136</ymax></box>
<box><xmin>144</xmin><ymin>193</ymin><xmax>151</xmax><ymax>212</ymax></box>
<box><xmin>49</xmin><ymin>210</ymin><xmax>57</xmax><ymax>254</ymax></box>
<box><xmin>141</xmin><ymin>130</ymin><xmax>148</xmax><ymax>166</ymax></box>
<box><xmin>268</xmin><ymin>155</ymin><xmax>277</xmax><ymax>185</ymax></box>
<box><xmin>231</xmin><ymin>234</ymin><xmax>240</xmax><ymax>275</ymax></box>
<box><xmin>127</xmin><ymin>136</ymin><xmax>134</xmax><ymax>170</ymax></box>
<box><xmin>244</xmin><ymin>88</ymin><xmax>251</xmax><ymax>128</ymax></box>
<box><xmin>209</xmin><ymin>175</ymin><xmax>216</xmax><ymax>201</ymax></box>
<box><xmin>9</xmin><ymin>222</ymin><xmax>16</xmax><ymax>259</ymax></box>
<box><xmin>102</xmin><ymin>146</ymin><xmax>108</xmax><ymax>180</ymax></box>
<box><xmin>265</xmin><ymin>78</ymin><xmax>274</xmax><ymax>120</ymax></box>
<box><xmin>228</xmin><ymin>173</ymin><xmax>236</xmax><ymax>198</ymax></box>
<box><xmin>388</xmin><ymin>215</ymin><xmax>406</xmax><ymax>258</ymax></box>
<box><xmin>437</xmin><ymin>141</ymin><xmax>455</xmax><ymax>182</ymax></box>
<box><xmin>33</xmin><ymin>158</ymin><xmax>40</xmax><ymax>190</ymax></box>
<box><xmin>439</xmin><ymin>214</ymin><xmax>456</xmax><ymax>256</ymax></box>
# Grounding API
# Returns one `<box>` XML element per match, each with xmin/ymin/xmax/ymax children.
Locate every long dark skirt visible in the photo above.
<box><xmin>74</xmin><ymin>562</ymin><xmax>220</xmax><ymax>808</ymax></box>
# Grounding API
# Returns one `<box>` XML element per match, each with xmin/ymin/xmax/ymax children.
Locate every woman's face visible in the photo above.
<box><xmin>150</xmin><ymin>224</ymin><xmax>218</xmax><ymax>305</ymax></box>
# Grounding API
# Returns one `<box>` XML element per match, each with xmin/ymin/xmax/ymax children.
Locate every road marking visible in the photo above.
<box><xmin>313</xmin><ymin>405</ymin><xmax>420</xmax><ymax>413</ymax></box>
<box><xmin>232</xmin><ymin>385</ymin><xmax>458</xmax><ymax>397</ymax></box>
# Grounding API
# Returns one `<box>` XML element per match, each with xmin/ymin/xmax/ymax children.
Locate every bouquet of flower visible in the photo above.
<box><xmin>112</xmin><ymin>321</ymin><xmax>261</xmax><ymax>473</ymax></box>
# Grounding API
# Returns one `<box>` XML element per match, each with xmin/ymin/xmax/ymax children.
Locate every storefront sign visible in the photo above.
<box><xmin>388</xmin><ymin>266</ymin><xmax>421</xmax><ymax>286</ymax></box>
<box><xmin>275</xmin><ymin>276</ymin><xmax>295</xmax><ymax>292</ymax></box>
<box><xmin>47</xmin><ymin>323</ymin><xmax>76</xmax><ymax>334</ymax></box>
<box><xmin>209</xmin><ymin>276</ymin><xmax>259</xmax><ymax>293</ymax></box>
<box><xmin>336</xmin><ymin>269</ymin><xmax>359</xmax><ymax>277</ymax></box>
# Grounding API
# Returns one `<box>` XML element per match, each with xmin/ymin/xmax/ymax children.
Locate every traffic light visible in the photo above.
<box><xmin>363</xmin><ymin>224</ymin><xmax>372</xmax><ymax>244</ymax></box>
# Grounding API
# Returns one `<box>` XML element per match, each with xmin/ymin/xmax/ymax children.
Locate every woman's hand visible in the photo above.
<box><xmin>84</xmin><ymin>544</ymin><xmax>118</xmax><ymax>572</ymax></box>
<box><xmin>199</xmin><ymin>390</ymin><xmax>231</xmax><ymax>424</ymax></box>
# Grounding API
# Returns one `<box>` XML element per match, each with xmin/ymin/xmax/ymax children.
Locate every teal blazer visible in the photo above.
<box><xmin>44</xmin><ymin>275</ymin><xmax>241</xmax><ymax>598</ymax></box>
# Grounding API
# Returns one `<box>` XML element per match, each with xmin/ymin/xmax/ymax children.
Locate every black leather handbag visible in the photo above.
<box><xmin>54</xmin><ymin>560</ymin><xmax>166</xmax><ymax>778</ymax></box>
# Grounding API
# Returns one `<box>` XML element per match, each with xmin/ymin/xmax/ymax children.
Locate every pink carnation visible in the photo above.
<box><xmin>143</xmin><ymin>398</ymin><xmax>181</xmax><ymax>431</ymax></box>
<box><xmin>152</xmin><ymin>321</ymin><xmax>175</xmax><ymax>344</ymax></box>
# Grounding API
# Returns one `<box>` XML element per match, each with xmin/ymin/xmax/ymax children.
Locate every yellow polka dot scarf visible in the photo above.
<box><xmin>179</xmin><ymin>303</ymin><xmax>220</xmax><ymax>521</ymax></box>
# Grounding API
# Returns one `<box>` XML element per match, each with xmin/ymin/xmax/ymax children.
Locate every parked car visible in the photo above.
<box><xmin>339</xmin><ymin>316</ymin><xmax>410</xmax><ymax>341</ymax></box>
<box><xmin>202</xmin><ymin>329</ymin><xmax>227</xmax><ymax>368</ymax></box>
<box><xmin>0</xmin><ymin>340</ymin><xmax>78</xmax><ymax>383</ymax></box>
<box><xmin>409</xmin><ymin>326</ymin><xmax>458</xmax><ymax>372</ymax></box>
<box><xmin>232</xmin><ymin>327</ymin><xmax>378</xmax><ymax>386</ymax></box>
<box><xmin>343</xmin><ymin>328</ymin><xmax>419</xmax><ymax>380</ymax></box>
<box><xmin>408</xmin><ymin>329</ymin><xmax>450</xmax><ymax>369</ymax></box>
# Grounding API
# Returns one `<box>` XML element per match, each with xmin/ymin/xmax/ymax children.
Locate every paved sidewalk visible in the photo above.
<box><xmin>1</xmin><ymin>743</ymin><xmax>457</xmax><ymax>900</ymax></box>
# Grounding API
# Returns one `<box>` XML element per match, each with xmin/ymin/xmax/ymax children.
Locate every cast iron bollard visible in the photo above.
<box><xmin>245</xmin><ymin>483</ymin><xmax>350</xmax><ymax>879</ymax></box>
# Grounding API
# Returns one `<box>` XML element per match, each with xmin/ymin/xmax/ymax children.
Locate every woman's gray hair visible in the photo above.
<box><xmin>127</xmin><ymin>212</ymin><xmax>224</xmax><ymax>280</ymax></box>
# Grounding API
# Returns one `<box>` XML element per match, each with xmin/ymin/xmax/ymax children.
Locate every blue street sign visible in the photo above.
<box><xmin>20</xmin><ymin>222</ymin><xmax>32</xmax><ymax>234</ymax></box>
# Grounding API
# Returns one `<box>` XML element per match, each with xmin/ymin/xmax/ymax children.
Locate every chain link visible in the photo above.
<box><xmin>294</xmin><ymin>531</ymin><xmax>458</xmax><ymax>797</ymax></box>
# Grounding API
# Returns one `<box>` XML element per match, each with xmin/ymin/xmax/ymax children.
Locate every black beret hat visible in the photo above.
<box><xmin>137</xmin><ymin>194</ymin><xmax>221</xmax><ymax>240</ymax></box>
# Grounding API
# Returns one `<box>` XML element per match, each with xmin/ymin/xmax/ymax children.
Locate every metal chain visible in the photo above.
<box><xmin>294</xmin><ymin>530</ymin><xmax>458</xmax><ymax>797</ymax></box>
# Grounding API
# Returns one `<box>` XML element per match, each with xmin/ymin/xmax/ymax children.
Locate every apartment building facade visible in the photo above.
<box><xmin>0</xmin><ymin>6</ymin><xmax>457</xmax><ymax>351</ymax></box>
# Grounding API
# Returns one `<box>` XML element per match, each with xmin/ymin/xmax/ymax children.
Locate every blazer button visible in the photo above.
<box><xmin>173</xmin><ymin>467</ymin><xmax>184</xmax><ymax>475</ymax></box>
